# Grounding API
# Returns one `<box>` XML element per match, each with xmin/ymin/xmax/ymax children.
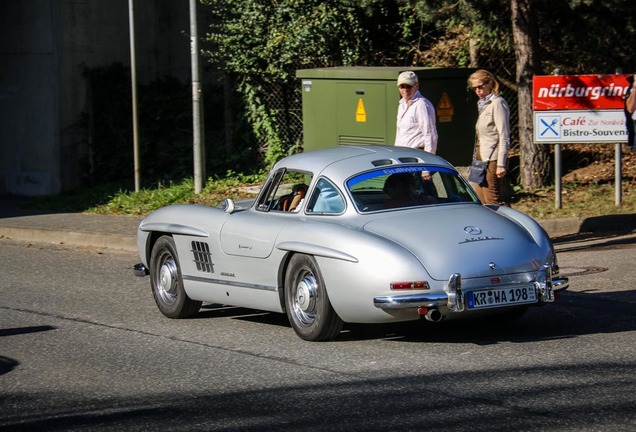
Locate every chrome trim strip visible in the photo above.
<box><xmin>276</xmin><ymin>241</ymin><xmax>358</xmax><ymax>263</ymax></box>
<box><xmin>373</xmin><ymin>292</ymin><xmax>448</xmax><ymax>310</ymax></box>
<box><xmin>182</xmin><ymin>274</ymin><xmax>277</xmax><ymax>292</ymax></box>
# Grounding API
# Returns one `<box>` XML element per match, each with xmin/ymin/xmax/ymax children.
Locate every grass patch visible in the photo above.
<box><xmin>512</xmin><ymin>182</ymin><xmax>636</xmax><ymax>220</ymax></box>
<box><xmin>28</xmin><ymin>171</ymin><xmax>265</xmax><ymax>216</ymax></box>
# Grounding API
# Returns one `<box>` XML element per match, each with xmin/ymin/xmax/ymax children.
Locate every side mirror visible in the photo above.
<box><xmin>223</xmin><ymin>198</ymin><xmax>235</xmax><ymax>214</ymax></box>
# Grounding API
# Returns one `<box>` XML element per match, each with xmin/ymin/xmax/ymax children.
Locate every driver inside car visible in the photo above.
<box><xmin>383</xmin><ymin>172</ymin><xmax>436</xmax><ymax>209</ymax></box>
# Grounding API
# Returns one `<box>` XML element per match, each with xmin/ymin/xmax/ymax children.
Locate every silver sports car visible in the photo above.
<box><xmin>133</xmin><ymin>145</ymin><xmax>568</xmax><ymax>341</ymax></box>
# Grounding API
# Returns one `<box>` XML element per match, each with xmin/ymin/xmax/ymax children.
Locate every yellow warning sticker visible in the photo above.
<box><xmin>356</xmin><ymin>98</ymin><xmax>367</xmax><ymax>122</ymax></box>
<box><xmin>437</xmin><ymin>92</ymin><xmax>454</xmax><ymax>123</ymax></box>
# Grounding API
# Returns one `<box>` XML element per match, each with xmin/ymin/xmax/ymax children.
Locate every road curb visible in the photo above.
<box><xmin>0</xmin><ymin>213</ymin><xmax>142</xmax><ymax>252</ymax></box>
<box><xmin>0</xmin><ymin>226</ymin><xmax>138</xmax><ymax>252</ymax></box>
<box><xmin>540</xmin><ymin>213</ymin><xmax>636</xmax><ymax>239</ymax></box>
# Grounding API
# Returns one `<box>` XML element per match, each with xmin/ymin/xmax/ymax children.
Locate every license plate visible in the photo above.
<box><xmin>466</xmin><ymin>285</ymin><xmax>537</xmax><ymax>309</ymax></box>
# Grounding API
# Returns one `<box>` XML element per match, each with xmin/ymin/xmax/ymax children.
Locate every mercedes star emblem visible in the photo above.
<box><xmin>464</xmin><ymin>226</ymin><xmax>482</xmax><ymax>235</ymax></box>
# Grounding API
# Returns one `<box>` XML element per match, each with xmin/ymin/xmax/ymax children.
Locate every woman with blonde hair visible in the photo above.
<box><xmin>468</xmin><ymin>69</ymin><xmax>510</xmax><ymax>206</ymax></box>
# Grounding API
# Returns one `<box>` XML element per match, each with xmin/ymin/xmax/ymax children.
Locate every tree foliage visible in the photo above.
<box><xmin>536</xmin><ymin>0</ymin><xmax>636</xmax><ymax>74</ymax></box>
<box><xmin>403</xmin><ymin>0</ymin><xmax>636</xmax><ymax>74</ymax></box>
<box><xmin>408</xmin><ymin>0</ymin><xmax>514</xmax><ymax>59</ymax></box>
<box><xmin>204</xmin><ymin>1</ymin><xmax>374</xmax><ymax>79</ymax></box>
<box><xmin>403</xmin><ymin>0</ymin><xmax>636</xmax><ymax>187</ymax></box>
<box><xmin>201</xmin><ymin>0</ymin><xmax>636</xmax><ymax>186</ymax></box>
<box><xmin>202</xmin><ymin>0</ymin><xmax>377</xmax><ymax>164</ymax></box>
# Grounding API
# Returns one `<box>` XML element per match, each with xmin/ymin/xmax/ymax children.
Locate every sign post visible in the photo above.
<box><xmin>533</xmin><ymin>74</ymin><xmax>630</xmax><ymax>208</ymax></box>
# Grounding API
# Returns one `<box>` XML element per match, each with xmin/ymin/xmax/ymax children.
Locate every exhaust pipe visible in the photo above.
<box><xmin>424</xmin><ymin>308</ymin><xmax>443</xmax><ymax>322</ymax></box>
<box><xmin>133</xmin><ymin>263</ymin><xmax>149</xmax><ymax>277</ymax></box>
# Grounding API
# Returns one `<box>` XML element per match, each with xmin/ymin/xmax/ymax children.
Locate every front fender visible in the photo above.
<box><xmin>135</xmin><ymin>204</ymin><xmax>227</xmax><ymax>266</ymax></box>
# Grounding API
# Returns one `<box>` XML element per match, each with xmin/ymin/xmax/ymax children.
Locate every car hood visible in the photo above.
<box><xmin>362</xmin><ymin>204</ymin><xmax>545</xmax><ymax>280</ymax></box>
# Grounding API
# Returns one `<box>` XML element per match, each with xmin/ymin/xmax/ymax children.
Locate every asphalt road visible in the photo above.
<box><xmin>1</xmin><ymin>234</ymin><xmax>635</xmax><ymax>431</ymax></box>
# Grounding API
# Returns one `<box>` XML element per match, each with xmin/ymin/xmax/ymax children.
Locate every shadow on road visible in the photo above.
<box><xmin>554</xmin><ymin>231</ymin><xmax>636</xmax><ymax>253</ymax></box>
<box><xmin>1</xmin><ymin>357</ymin><xmax>634</xmax><ymax>431</ymax></box>
<box><xmin>0</xmin><ymin>325</ymin><xmax>56</xmax><ymax>338</ymax></box>
<box><xmin>186</xmin><ymin>285</ymin><xmax>636</xmax><ymax>346</ymax></box>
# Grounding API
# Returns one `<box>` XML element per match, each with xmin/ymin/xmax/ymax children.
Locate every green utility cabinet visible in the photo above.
<box><xmin>296</xmin><ymin>66</ymin><xmax>477</xmax><ymax>166</ymax></box>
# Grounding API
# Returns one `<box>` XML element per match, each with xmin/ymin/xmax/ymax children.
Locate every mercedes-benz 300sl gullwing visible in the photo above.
<box><xmin>133</xmin><ymin>145</ymin><xmax>568</xmax><ymax>341</ymax></box>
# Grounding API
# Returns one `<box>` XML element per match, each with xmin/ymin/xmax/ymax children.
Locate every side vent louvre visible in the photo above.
<box><xmin>191</xmin><ymin>241</ymin><xmax>214</xmax><ymax>273</ymax></box>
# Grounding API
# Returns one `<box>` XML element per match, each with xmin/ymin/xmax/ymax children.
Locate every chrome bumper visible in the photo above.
<box><xmin>374</xmin><ymin>272</ymin><xmax>464</xmax><ymax>311</ymax></box>
<box><xmin>552</xmin><ymin>276</ymin><xmax>569</xmax><ymax>292</ymax></box>
<box><xmin>373</xmin><ymin>292</ymin><xmax>450</xmax><ymax>310</ymax></box>
<box><xmin>374</xmin><ymin>266</ymin><xmax>569</xmax><ymax>311</ymax></box>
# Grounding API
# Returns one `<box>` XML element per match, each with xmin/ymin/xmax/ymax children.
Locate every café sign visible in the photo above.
<box><xmin>533</xmin><ymin>74</ymin><xmax>630</xmax><ymax>143</ymax></box>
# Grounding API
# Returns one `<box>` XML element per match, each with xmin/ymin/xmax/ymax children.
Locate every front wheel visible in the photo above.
<box><xmin>149</xmin><ymin>235</ymin><xmax>201</xmax><ymax>318</ymax></box>
<box><xmin>284</xmin><ymin>254</ymin><xmax>343</xmax><ymax>341</ymax></box>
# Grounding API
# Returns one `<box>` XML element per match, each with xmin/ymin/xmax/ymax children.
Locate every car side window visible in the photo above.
<box><xmin>306</xmin><ymin>178</ymin><xmax>345</xmax><ymax>214</ymax></box>
<box><xmin>256</xmin><ymin>169</ymin><xmax>312</xmax><ymax>213</ymax></box>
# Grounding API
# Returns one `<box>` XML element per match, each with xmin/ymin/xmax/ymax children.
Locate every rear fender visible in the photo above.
<box><xmin>274</xmin><ymin>243</ymin><xmax>359</xmax><ymax>314</ymax></box>
<box><xmin>488</xmin><ymin>205</ymin><xmax>552</xmax><ymax>249</ymax></box>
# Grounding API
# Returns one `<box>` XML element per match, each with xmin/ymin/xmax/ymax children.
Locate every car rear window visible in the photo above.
<box><xmin>347</xmin><ymin>165</ymin><xmax>479</xmax><ymax>213</ymax></box>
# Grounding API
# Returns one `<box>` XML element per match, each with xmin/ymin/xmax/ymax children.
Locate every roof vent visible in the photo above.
<box><xmin>371</xmin><ymin>159</ymin><xmax>394</xmax><ymax>167</ymax></box>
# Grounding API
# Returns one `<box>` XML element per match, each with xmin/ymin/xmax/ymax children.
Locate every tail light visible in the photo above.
<box><xmin>390</xmin><ymin>281</ymin><xmax>429</xmax><ymax>290</ymax></box>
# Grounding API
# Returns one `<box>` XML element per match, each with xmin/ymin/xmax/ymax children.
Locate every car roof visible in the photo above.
<box><xmin>272</xmin><ymin>145</ymin><xmax>456</xmax><ymax>182</ymax></box>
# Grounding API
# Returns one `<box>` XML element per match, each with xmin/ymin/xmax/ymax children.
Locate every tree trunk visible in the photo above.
<box><xmin>511</xmin><ymin>0</ymin><xmax>550</xmax><ymax>188</ymax></box>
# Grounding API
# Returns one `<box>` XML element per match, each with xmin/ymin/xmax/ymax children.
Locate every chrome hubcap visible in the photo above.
<box><xmin>157</xmin><ymin>258</ymin><xmax>178</xmax><ymax>305</ymax></box>
<box><xmin>293</xmin><ymin>271</ymin><xmax>318</xmax><ymax>325</ymax></box>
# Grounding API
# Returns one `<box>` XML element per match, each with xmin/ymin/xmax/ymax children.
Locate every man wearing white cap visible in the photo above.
<box><xmin>395</xmin><ymin>71</ymin><xmax>438</xmax><ymax>154</ymax></box>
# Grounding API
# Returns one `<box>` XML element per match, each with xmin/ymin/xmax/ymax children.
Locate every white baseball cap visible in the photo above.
<box><xmin>397</xmin><ymin>71</ymin><xmax>418</xmax><ymax>87</ymax></box>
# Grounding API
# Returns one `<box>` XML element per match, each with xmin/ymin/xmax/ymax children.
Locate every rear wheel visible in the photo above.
<box><xmin>149</xmin><ymin>236</ymin><xmax>201</xmax><ymax>318</ymax></box>
<box><xmin>285</xmin><ymin>254</ymin><xmax>343</xmax><ymax>341</ymax></box>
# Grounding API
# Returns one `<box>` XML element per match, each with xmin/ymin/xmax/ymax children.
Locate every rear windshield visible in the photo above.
<box><xmin>346</xmin><ymin>165</ymin><xmax>479</xmax><ymax>213</ymax></box>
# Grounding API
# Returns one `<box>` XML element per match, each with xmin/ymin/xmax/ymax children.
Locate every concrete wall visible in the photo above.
<box><xmin>0</xmin><ymin>0</ymin><xmax>192</xmax><ymax>196</ymax></box>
